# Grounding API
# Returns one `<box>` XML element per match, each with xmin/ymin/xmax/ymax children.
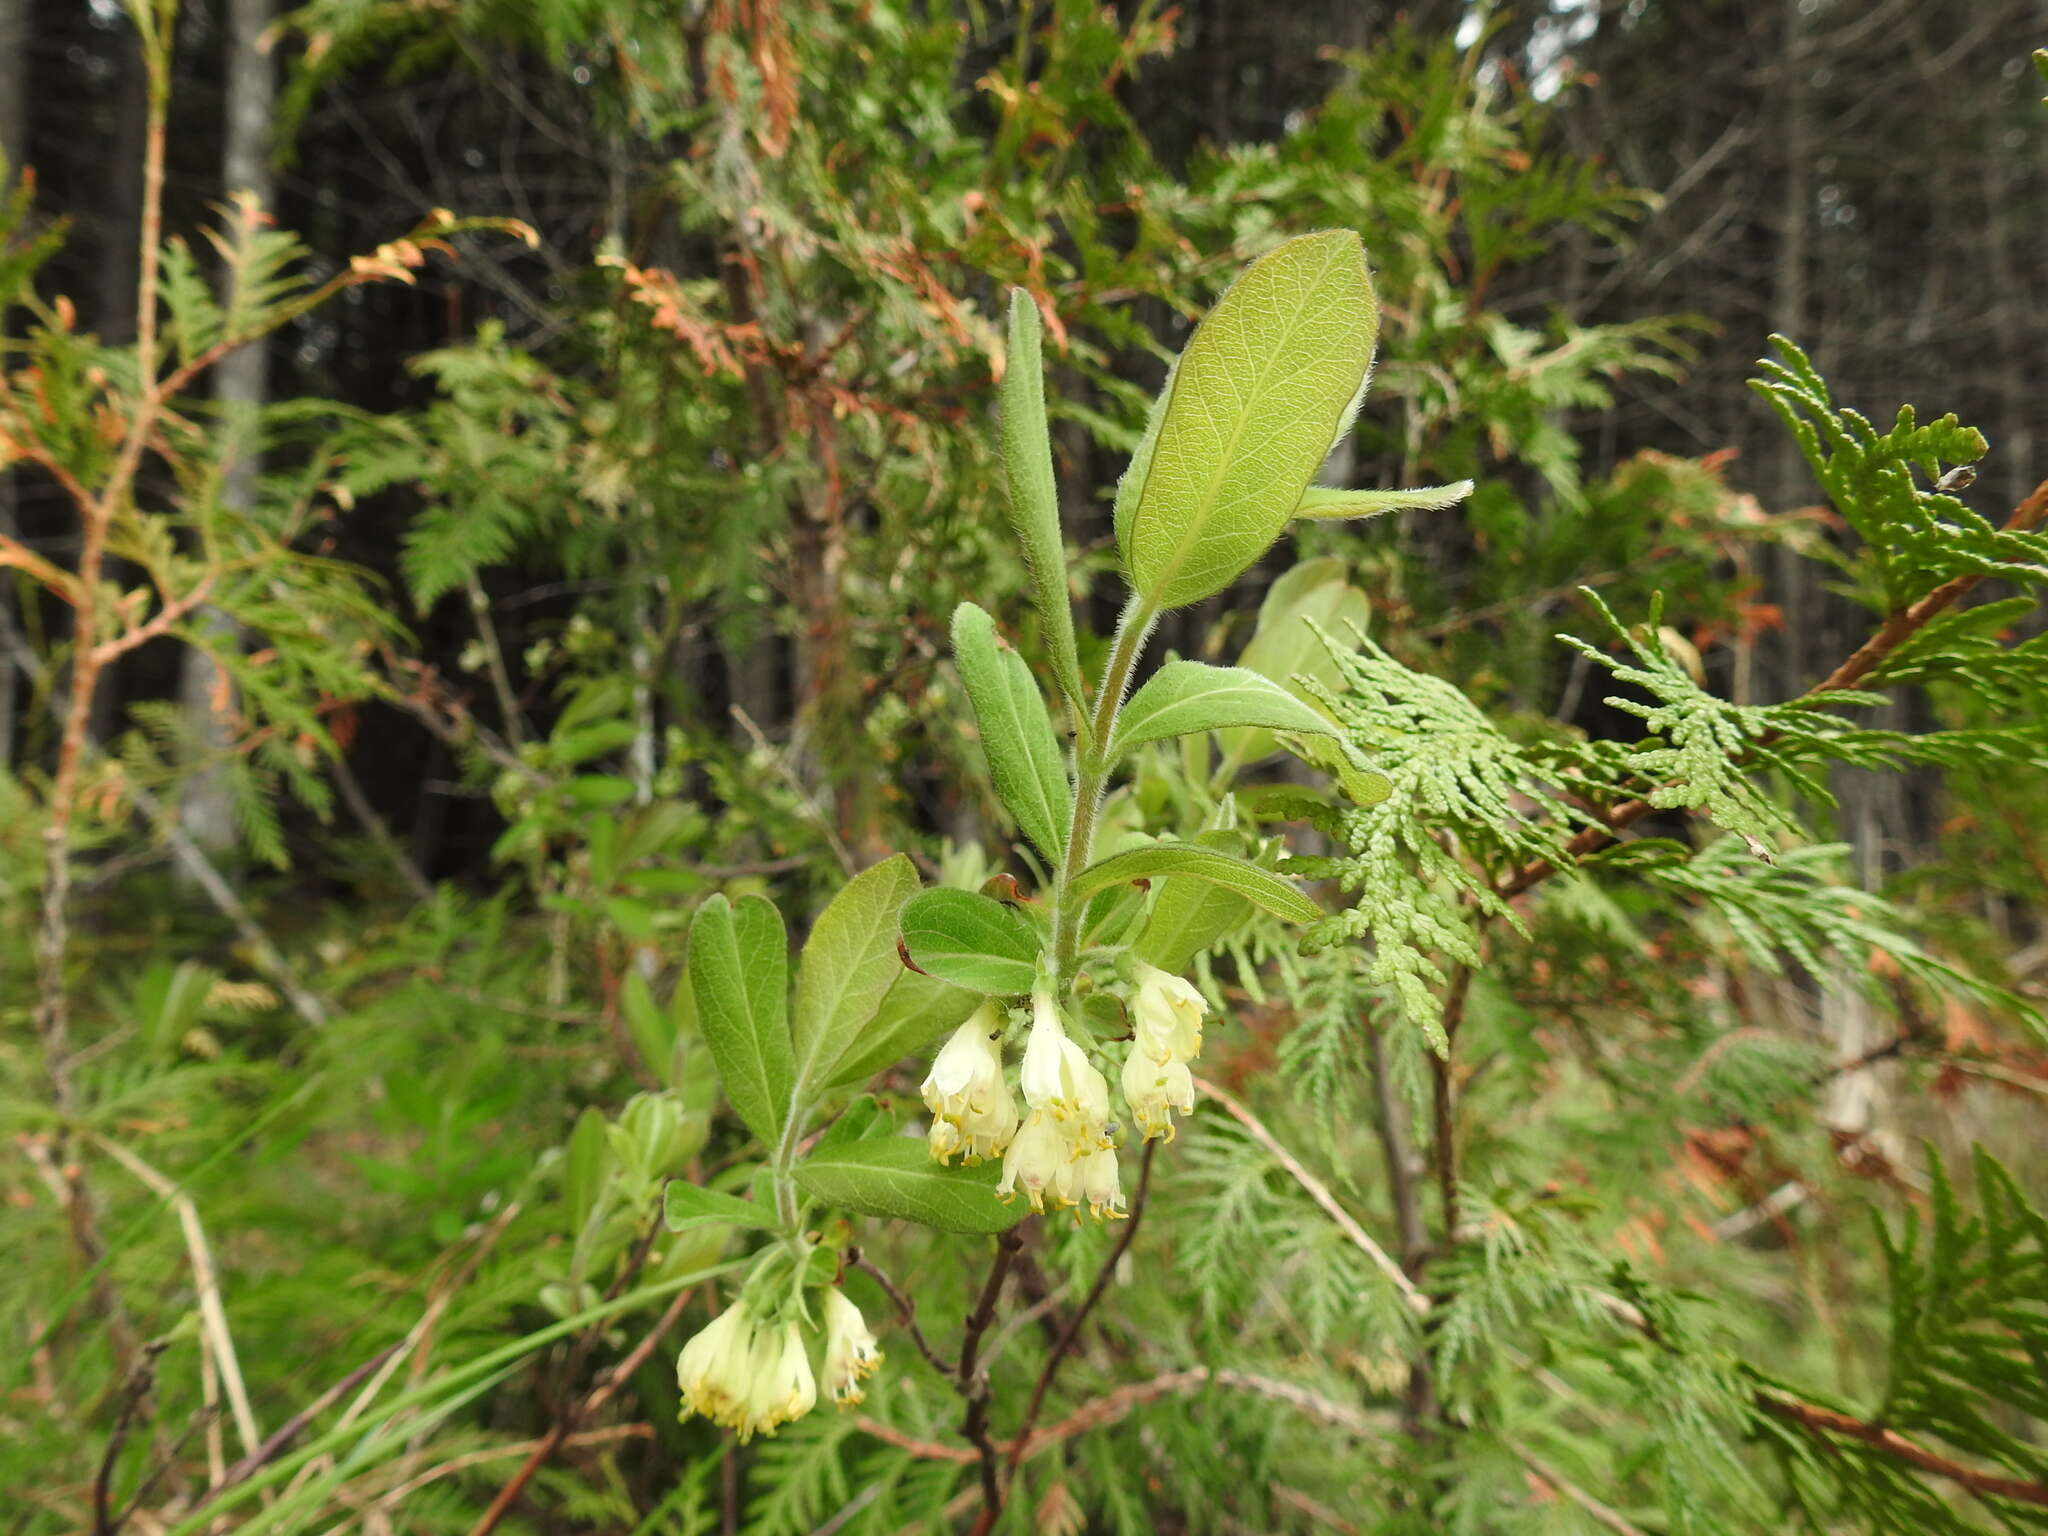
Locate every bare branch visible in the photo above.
<box><xmin>846</xmin><ymin>1247</ymin><xmax>956</xmax><ymax>1384</ymax></box>
<box><xmin>1196</xmin><ymin>1077</ymin><xmax>1428</xmax><ymax>1315</ymax></box>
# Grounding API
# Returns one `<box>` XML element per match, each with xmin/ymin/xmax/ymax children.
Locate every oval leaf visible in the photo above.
<box><xmin>663</xmin><ymin>1180</ymin><xmax>779</xmax><ymax>1235</ymax></box>
<box><xmin>823</xmin><ymin>968</ymin><xmax>981</xmax><ymax>1092</ymax></box>
<box><xmin>899</xmin><ymin>886</ymin><xmax>1041</xmax><ymax>995</ymax></box>
<box><xmin>794</xmin><ymin>1136</ymin><xmax>1023</xmax><ymax>1234</ymax></box>
<box><xmin>1068</xmin><ymin>842</ymin><xmax>1320</xmax><ymax>925</ymax></box>
<box><xmin>1220</xmin><ymin>563</ymin><xmax>1374</xmax><ymax>771</ymax></box>
<box><xmin>1111</xmin><ymin>659</ymin><xmax>1336</xmax><ymax>757</ymax></box>
<box><xmin>952</xmin><ymin>603</ymin><xmax>1073</xmax><ymax>863</ymax></box>
<box><xmin>792</xmin><ymin>854</ymin><xmax>921</xmax><ymax>1107</ymax></box>
<box><xmin>1118</xmin><ymin>231</ymin><xmax>1379</xmax><ymax>611</ymax></box>
<box><xmin>687</xmin><ymin>894</ymin><xmax>794</xmax><ymax>1147</ymax></box>
<box><xmin>1134</xmin><ymin>833</ymin><xmax>1257</xmax><ymax>972</ymax></box>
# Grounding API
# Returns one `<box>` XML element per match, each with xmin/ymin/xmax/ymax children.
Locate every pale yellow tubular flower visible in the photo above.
<box><xmin>1121</xmin><ymin>1049</ymin><xmax>1195</xmax><ymax>1141</ymax></box>
<box><xmin>820</xmin><ymin>1288</ymin><xmax>882</xmax><ymax>1406</ymax></box>
<box><xmin>921</xmin><ymin>1001</ymin><xmax>1017</xmax><ymax>1166</ymax></box>
<box><xmin>1060</xmin><ymin>1035</ymin><xmax>1113</xmax><ymax>1138</ymax></box>
<box><xmin>996</xmin><ymin>1108</ymin><xmax>1067</xmax><ymax>1211</ymax></box>
<box><xmin>926</xmin><ymin>1115</ymin><xmax>965</xmax><ymax>1164</ymax></box>
<box><xmin>741</xmin><ymin>1321</ymin><xmax>816</xmax><ymax>1440</ymax></box>
<box><xmin>1080</xmin><ymin>1146</ymin><xmax>1127</xmax><ymax>1220</ymax></box>
<box><xmin>967</xmin><ymin>1084</ymin><xmax>1021</xmax><ymax>1164</ymax></box>
<box><xmin>675</xmin><ymin>1300</ymin><xmax>758</xmax><ymax>1432</ymax></box>
<box><xmin>1132</xmin><ymin>962</ymin><xmax>1206</xmax><ymax>1064</ymax></box>
<box><xmin>1019</xmin><ymin>989</ymin><xmax>1070</xmax><ymax>1113</ymax></box>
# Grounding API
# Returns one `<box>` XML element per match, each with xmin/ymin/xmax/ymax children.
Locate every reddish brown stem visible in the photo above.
<box><xmin>1006</xmin><ymin>1141</ymin><xmax>1158</xmax><ymax>1475</ymax></box>
<box><xmin>1759</xmin><ymin>1392</ymin><xmax>2048</xmax><ymax>1507</ymax></box>
<box><xmin>1495</xmin><ymin>477</ymin><xmax>2048</xmax><ymax>902</ymax></box>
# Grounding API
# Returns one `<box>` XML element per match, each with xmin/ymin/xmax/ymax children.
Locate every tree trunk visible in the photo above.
<box><xmin>177</xmin><ymin>0</ymin><xmax>274</xmax><ymax>855</ymax></box>
<box><xmin>0</xmin><ymin>0</ymin><xmax>27</xmax><ymax>764</ymax></box>
<box><xmin>1767</xmin><ymin>0</ymin><xmax>1813</xmax><ymax>698</ymax></box>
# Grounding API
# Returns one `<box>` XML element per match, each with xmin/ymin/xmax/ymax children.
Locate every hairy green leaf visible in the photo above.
<box><xmin>792</xmin><ymin>854</ymin><xmax>921</xmax><ymax>1109</ymax></box>
<box><xmin>898</xmin><ymin>887</ymin><xmax>1041</xmax><ymax>995</ymax></box>
<box><xmin>793</xmin><ymin>1137</ymin><xmax>1022</xmax><ymax>1234</ymax></box>
<box><xmin>822</xmin><ymin>968</ymin><xmax>981</xmax><ymax>1091</ymax></box>
<box><xmin>662</xmin><ymin>1180</ymin><xmax>778</xmax><ymax>1234</ymax></box>
<box><xmin>1070</xmin><ymin>843</ymin><xmax>1319</xmax><ymax>924</ymax></box>
<box><xmin>1134</xmin><ymin>834</ymin><xmax>1256</xmax><ymax>973</ymax></box>
<box><xmin>1112</xmin><ymin>660</ymin><xmax>1336</xmax><ymax>757</ymax></box>
<box><xmin>1294</xmin><ymin>481</ymin><xmax>1473</xmax><ymax>518</ymax></box>
<box><xmin>687</xmin><ymin>894</ymin><xmax>794</xmax><ymax>1146</ymax></box>
<box><xmin>1220</xmin><ymin>559</ymin><xmax>1374</xmax><ymax>772</ymax></box>
<box><xmin>951</xmin><ymin>602</ymin><xmax>1074</xmax><ymax>863</ymax></box>
<box><xmin>1117</xmin><ymin>231</ymin><xmax>1378</xmax><ymax>611</ymax></box>
<box><xmin>1001</xmin><ymin>289</ymin><xmax>1085</xmax><ymax>714</ymax></box>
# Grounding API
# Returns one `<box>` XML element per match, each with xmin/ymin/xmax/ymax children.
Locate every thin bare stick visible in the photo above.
<box><xmin>855</xmin><ymin>1364</ymin><xmax>1389</xmax><ymax>1469</ymax></box>
<box><xmin>1510</xmin><ymin>1441</ymin><xmax>1649</xmax><ymax>1535</ymax></box>
<box><xmin>1366</xmin><ymin>1021</ymin><xmax>1429</xmax><ymax>1271</ymax></box>
<box><xmin>93</xmin><ymin>1341</ymin><xmax>167</xmax><ymax>1536</ymax></box>
<box><xmin>328</xmin><ymin>749</ymin><xmax>434</xmax><ymax>903</ymax></box>
<box><xmin>730</xmin><ymin>704</ymin><xmax>858</xmax><ymax>876</ymax></box>
<box><xmin>463</xmin><ymin>571</ymin><xmax>528</xmax><ymax>749</ymax></box>
<box><xmin>18</xmin><ymin>1136</ymin><xmax>141</xmax><ymax>1382</ymax></box>
<box><xmin>133</xmin><ymin>782</ymin><xmax>331</xmax><ymax>1028</ymax></box>
<box><xmin>213</xmin><ymin>1341</ymin><xmax>403</xmax><ymax>1494</ymax></box>
<box><xmin>368</xmin><ymin>1425</ymin><xmax>652</xmax><ymax>1509</ymax></box>
<box><xmin>198</xmin><ymin>1330</ymin><xmax>226</xmax><ymax>1527</ymax></box>
<box><xmin>1429</xmin><ymin>961</ymin><xmax>1476</xmax><ymax>1243</ymax></box>
<box><xmin>1196</xmin><ymin>1077</ymin><xmax>1428</xmax><ymax>1315</ymax></box>
<box><xmin>94</xmin><ymin>1138</ymin><xmax>263</xmax><ymax>1459</ymax></box>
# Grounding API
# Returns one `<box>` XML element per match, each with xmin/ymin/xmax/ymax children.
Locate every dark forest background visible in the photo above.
<box><xmin>6</xmin><ymin>0</ymin><xmax>2043</xmax><ymax>885</ymax></box>
<box><xmin>5</xmin><ymin>3</ymin><xmax>2047</xmax><ymax>1533</ymax></box>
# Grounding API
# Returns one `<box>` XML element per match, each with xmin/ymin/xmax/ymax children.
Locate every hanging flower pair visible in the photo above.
<box><xmin>675</xmin><ymin>1288</ymin><xmax>880</xmax><ymax>1439</ymax></box>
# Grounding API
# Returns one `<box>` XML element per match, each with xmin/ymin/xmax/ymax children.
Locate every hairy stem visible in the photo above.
<box><xmin>1050</xmin><ymin>598</ymin><xmax>1154</xmax><ymax>977</ymax></box>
